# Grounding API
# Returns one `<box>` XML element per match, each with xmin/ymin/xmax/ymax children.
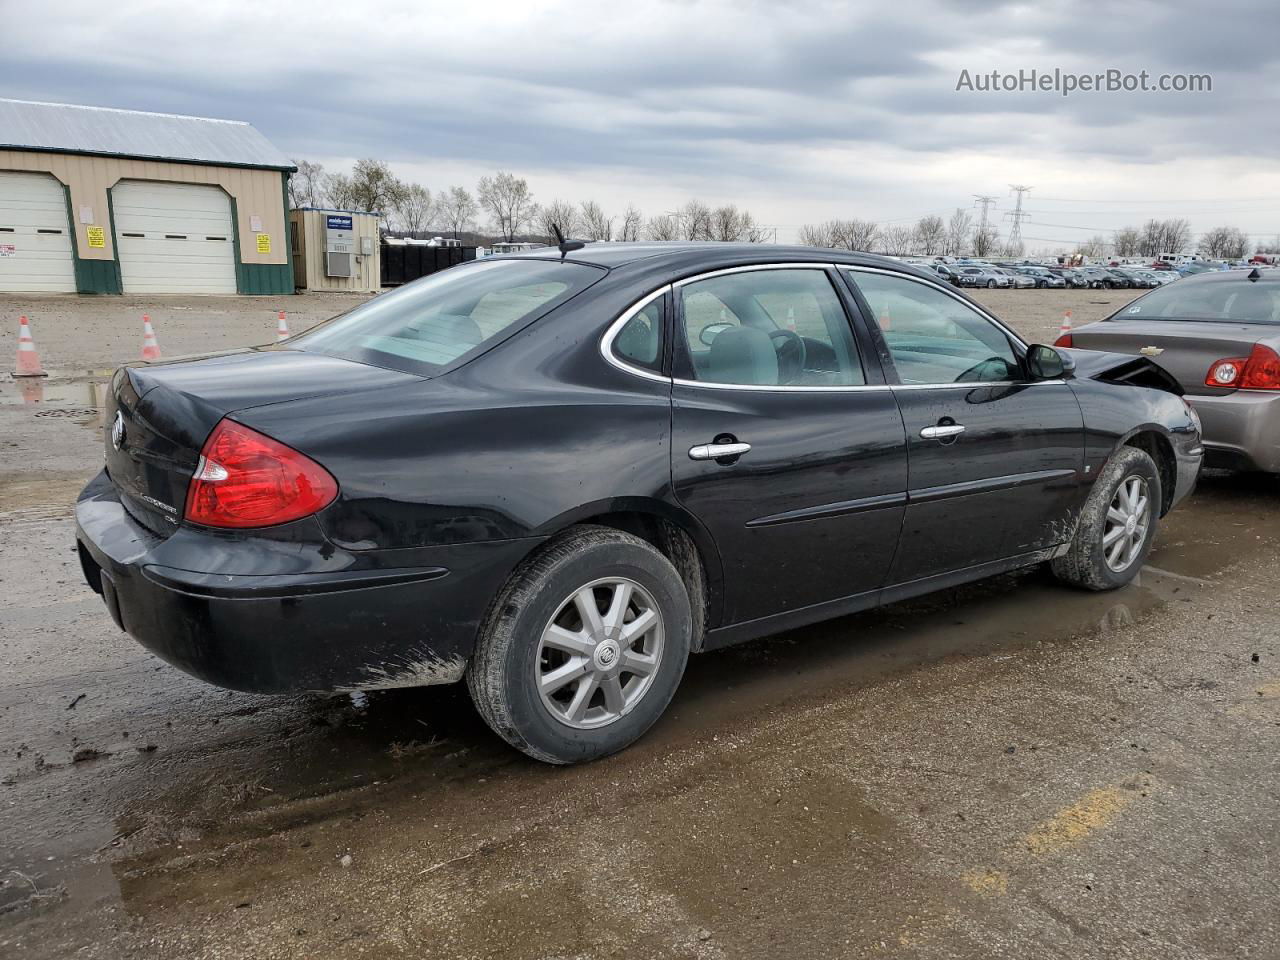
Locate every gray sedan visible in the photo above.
<box><xmin>1060</xmin><ymin>270</ymin><xmax>1280</xmax><ymax>472</ymax></box>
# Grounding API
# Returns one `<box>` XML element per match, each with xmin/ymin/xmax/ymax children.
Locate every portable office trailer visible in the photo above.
<box><xmin>289</xmin><ymin>208</ymin><xmax>381</xmax><ymax>293</ymax></box>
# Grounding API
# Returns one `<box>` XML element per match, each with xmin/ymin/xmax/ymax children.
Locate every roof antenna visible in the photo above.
<box><xmin>1248</xmin><ymin>267</ymin><xmax>1262</xmax><ymax>282</ymax></box>
<box><xmin>552</xmin><ymin>223</ymin><xmax>585</xmax><ymax>260</ymax></box>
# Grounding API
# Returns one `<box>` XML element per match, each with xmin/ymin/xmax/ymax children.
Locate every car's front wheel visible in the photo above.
<box><xmin>987</xmin><ymin>279</ymin><xmax>996</xmax><ymax>288</ymax></box>
<box><xmin>1052</xmin><ymin>446</ymin><xmax>1161</xmax><ymax>591</ymax></box>
<box><xmin>468</xmin><ymin>526</ymin><xmax>692</xmax><ymax>763</ymax></box>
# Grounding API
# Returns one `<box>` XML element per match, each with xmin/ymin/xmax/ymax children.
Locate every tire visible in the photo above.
<box><xmin>1052</xmin><ymin>446</ymin><xmax>1161</xmax><ymax>591</ymax></box>
<box><xmin>987</xmin><ymin>279</ymin><xmax>996</xmax><ymax>288</ymax></box>
<box><xmin>467</xmin><ymin>525</ymin><xmax>692</xmax><ymax>764</ymax></box>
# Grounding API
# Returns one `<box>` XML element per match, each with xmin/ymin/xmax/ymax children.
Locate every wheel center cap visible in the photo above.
<box><xmin>594</xmin><ymin>640</ymin><xmax>620</xmax><ymax>670</ymax></box>
<box><xmin>1125</xmin><ymin>515</ymin><xmax>1138</xmax><ymax>535</ymax></box>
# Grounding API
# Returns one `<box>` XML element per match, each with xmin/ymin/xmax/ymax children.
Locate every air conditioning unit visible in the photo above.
<box><xmin>326</xmin><ymin>251</ymin><xmax>352</xmax><ymax>277</ymax></box>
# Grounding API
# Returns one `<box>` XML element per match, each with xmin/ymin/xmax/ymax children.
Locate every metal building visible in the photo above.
<box><xmin>0</xmin><ymin>98</ymin><xmax>295</xmax><ymax>296</ymax></box>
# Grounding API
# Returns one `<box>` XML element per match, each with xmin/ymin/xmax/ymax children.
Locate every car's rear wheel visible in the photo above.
<box><xmin>1052</xmin><ymin>446</ymin><xmax>1161</xmax><ymax>591</ymax></box>
<box><xmin>467</xmin><ymin>525</ymin><xmax>692</xmax><ymax>764</ymax></box>
<box><xmin>987</xmin><ymin>279</ymin><xmax>996</xmax><ymax>288</ymax></box>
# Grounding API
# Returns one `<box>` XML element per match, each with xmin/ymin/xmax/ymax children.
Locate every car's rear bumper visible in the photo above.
<box><xmin>1188</xmin><ymin>391</ymin><xmax>1280</xmax><ymax>473</ymax></box>
<box><xmin>75</xmin><ymin>470</ymin><xmax>541</xmax><ymax>693</ymax></box>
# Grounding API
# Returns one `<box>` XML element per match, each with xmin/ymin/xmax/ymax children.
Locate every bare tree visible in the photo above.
<box><xmin>1077</xmin><ymin>234</ymin><xmax>1110</xmax><ymax>259</ymax></box>
<box><xmin>437</xmin><ymin>186</ymin><xmax>477</xmax><ymax>239</ymax></box>
<box><xmin>1113</xmin><ymin>226</ymin><xmax>1142</xmax><ymax>258</ymax></box>
<box><xmin>477</xmin><ymin>171</ymin><xmax>537</xmax><ymax>242</ymax></box>
<box><xmin>799</xmin><ymin>222</ymin><xmax>836</xmax><ymax>247</ymax></box>
<box><xmin>880</xmin><ymin>224</ymin><xmax>916</xmax><ymax>256</ymax></box>
<box><xmin>677</xmin><ymin>200</ymin><xmax>712</xmax><ymax>240</ymax></box>
<box><xmin>1198</xmin><ymin>225</ymin><xmax>1249</xmax><ymax>259</ymax></box>
<box><xmin>536</xmin><ymin>199</ymin><xmax>581</xmax><ymax>240</ymax></box>
<box><xmin>618</xmin><ymin>205</ymin><xmax>643</xmax><ymax>242</ymax></box>
<box><xmin>831</xmin><ymin>218</ymin><xmax>880</xmax><ymax>252</ymax></box>
<box><xmin>914</xmin><ymin>215</ymin><xmax>946</xmax><ymax>256</ymax></box>
<box><xmin>739</xmin><ymin>211</ymin><xmax>771</xmax><ymax>243</ymax></box>
<box><xmin>345</xmin><ymin>159</ymin><xmax>408</xmax><ymax>218</ymax></box>
<box><xmin>288</xmin><ymin>159</ymin><xmax>326</xmax><ymax>209</ymax></box>
<box><xmin>579</xmin><ymin>200</ymin><xmax>614</xmax><ymax>241</ymax></box>
<box><xmin>643</xmin><ymin>215</ymin><xmax>680</xmax><ymax>241</ymax></box>
<box><xmin>393</xmin><ymin>183</ymin><xmax>434</xmax><ymax>233</ymax></box>
<box><xmin>324</xmin><ymin>172</ymin><xmax>357</xmax><ymax>211</ymax></box>
<box><xmin>972</xmin><ymin>223</ymin><xmax>1001</xmax><ymax>258</ymax></box>
<box><xmin>706</xmin><ymin>205</ymin><xmax>744</xmax><ymax>241</ymax></box>
<box><xmin>1161</xmin><ymin>218</ymin><xmax>1192</xmax><ymax>256</ymax></box>
<box><xmin>946</xmin><ymin>208</ymin><xmax>973</xmax><ymax>257</ymax></box>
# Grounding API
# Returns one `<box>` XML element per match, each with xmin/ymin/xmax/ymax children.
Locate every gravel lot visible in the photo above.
<box><xmin>5</xmin><ymin>283</ymin><xmax>1279</xmax><ymax>960</ymax></box>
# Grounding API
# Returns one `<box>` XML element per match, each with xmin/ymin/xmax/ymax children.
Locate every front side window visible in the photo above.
<box><xmin>845</xmin><ymin>270</ymin><xmax>1021</xmax><ymax>385</ymax></box>
<box><xmin>295</xmin><ymin>259</ymin><xmax>604</xmax><ymax>376</ymax></box>
<box><xmin>677</xmin><ymin>269</ymin><xmax>865</xmax><ymax>387</ymax></box>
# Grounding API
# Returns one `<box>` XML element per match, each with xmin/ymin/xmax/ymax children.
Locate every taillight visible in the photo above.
<box><xmin>1204</xmin><ymin>343</ymin><xmax>1280</xmax><ymax>390</ymax></box>
<box><xmin>1054</xmin><ymin>333</ymin><xmax>1073</xmax><ymax>348</ymax></box>
<box><xmin>184</xmin><ymin>419</ymin><xmax>338</xmax><ymax>528</ymax></box>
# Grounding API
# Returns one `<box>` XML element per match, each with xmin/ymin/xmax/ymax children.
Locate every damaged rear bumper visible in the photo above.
<box><xmin>74</xmin><ymin>470</ymin><xmax>541</xmax><ymax>694</ymax></box>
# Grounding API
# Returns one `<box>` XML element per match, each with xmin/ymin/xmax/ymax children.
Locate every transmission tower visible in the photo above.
<box><xmin>1005</xmin><ymin>184</ymin><xmax>1032</xmax><ymax>255</ymax></box>
<box><xmin>973</xmin><ymin>195</ymin><xmax>998</xmax><ymax>255</ymax></box>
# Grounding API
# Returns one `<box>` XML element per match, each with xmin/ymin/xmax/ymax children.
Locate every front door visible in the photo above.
<box><xmin>669</xmin><ymin>265</ymin><xmax>907</xmax><ymax>627</ymax></box>
<box><xmin>840</xmin><ymin>268</ymin><xmax>1085</xmax><ymax>584</ymax></box>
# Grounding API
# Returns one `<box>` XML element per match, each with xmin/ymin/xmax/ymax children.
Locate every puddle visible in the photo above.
<box><xmin>0</xmin><ymin>370</ymin><xmax>112</xmax><ymax>413</ymax></box>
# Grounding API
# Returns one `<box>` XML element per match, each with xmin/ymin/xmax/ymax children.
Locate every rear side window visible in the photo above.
<box><xmin>612</xmin><ymin>297</ymin><xmax>665</xmax><ymax>372</ymax></box>
<box><xmin>295</xmin><ymin>259</ymin><xmax>604</xmax><ymax>375</ymax></box>
<box><xmin>1121</xmin><ymin>280</ymin><xmax>1280</xmax><ymax>323</ymax></box>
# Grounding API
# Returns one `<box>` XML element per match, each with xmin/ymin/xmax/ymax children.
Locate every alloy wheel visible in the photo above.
<box><xmin>1103</xmin><ymin>476</ymin><xmax>1151</xmax><ymax>572</ymax></box>
<box><xmin>536</xmin><ymin>577</ymin><xmax>665</xmax><ymax>729</ymax></box>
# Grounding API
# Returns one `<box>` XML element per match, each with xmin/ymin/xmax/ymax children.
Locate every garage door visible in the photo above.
<box><xmin>113</xmin><ymin>181</ymin><xmax>237</xmax><ymax>294</ymax></box>
<box><xmin>0</xmin><ymin>172</ymin><xmax>77</xmax><ymax>293</ymax></box>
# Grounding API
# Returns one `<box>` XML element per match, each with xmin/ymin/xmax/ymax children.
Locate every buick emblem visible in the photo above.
<box><xmin>110</xmin><ymin>411</ymin><xmax>125</xmax><ymax>452</ymax></box>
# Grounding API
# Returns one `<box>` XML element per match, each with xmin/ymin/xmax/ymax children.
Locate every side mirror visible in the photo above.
<box><xmin>699</xmin><ymin>321</ymin><xmax>734</xmax><ymax>346</ymax></box>
<box><xmin>1026</xmin><ymin>343</ymin><xmax>1075</xmax><ymax>380</ymax></box>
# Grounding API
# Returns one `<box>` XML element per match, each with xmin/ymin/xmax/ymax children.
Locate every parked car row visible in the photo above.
<box><xmin>909</xmin><ymin>259</ymin><xmax>1182</xmax><ymax>291</ymax></box>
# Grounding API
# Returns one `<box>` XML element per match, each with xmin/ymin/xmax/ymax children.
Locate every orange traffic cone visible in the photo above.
<box><xmin>141</xmin><ymin>315</ymin><xmax>161</xmax><ymax>361</ymax></box>
<box><xmin>14</xmin><ymin>316</ymin><xmax>47</xmax><ymax>377</ymax></box>
<box><xmin>276</xmin><ymin>310</ymin><xmax>290</xmax><ymax>341</ymax></box>
<box><xmin>1058</xmin><ymin>309</ymin><xmax>1073</xmax><ymax>339</ymax></box>
<box><xmin>879</xmin><ymin>307</ymin><xmax>892</xmax><ymax>331</ymax></box>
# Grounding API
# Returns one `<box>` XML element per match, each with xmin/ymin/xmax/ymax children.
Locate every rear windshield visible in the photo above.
<box><xmin>294</xmin><ymin>259</ymin><xmax>605</xmax><ymax>375</ymax></box>
<box><xmin>1119</xmin><ymin>280</ymin><xmax>1280</xmax><ymax>324</ymax></box>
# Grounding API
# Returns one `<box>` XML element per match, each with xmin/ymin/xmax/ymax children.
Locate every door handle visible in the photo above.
<box><xmin>920</xmin><ymin>424</ymin><xmax>965</xmax><ymax>440</ymax></box>
<box><xmin>689</xmin><ymin>441</ymin><xmax>752</xmax><ymax>461</ymax></box>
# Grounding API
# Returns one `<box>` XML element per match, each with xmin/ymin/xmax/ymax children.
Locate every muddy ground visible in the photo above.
<box><xmin>3</xmin><ymin>288</ymin><xmax>1279</xmax><ymax>959</ymax></box>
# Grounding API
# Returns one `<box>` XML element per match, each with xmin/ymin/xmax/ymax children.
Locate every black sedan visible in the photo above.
<box><xmin>76</xmin><ymin>244</ymin><xmax>1202</xmax><ymax>763</ymax></box>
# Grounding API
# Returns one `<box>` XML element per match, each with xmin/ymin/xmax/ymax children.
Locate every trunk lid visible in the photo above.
<box><xmin>1068</xmin><ymin>318</ymin><xmax>1277</xmax><ymax>396</ymax></box>
<box><xmin>103</xmin><ymin>349</ymin><xmax>421</xmax><ymax>535</ymax></box>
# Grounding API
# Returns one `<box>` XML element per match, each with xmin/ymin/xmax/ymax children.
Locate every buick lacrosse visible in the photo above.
<box><xmin>77</xmin><ymin>243</ymin><xmax>1202</xmax><ymax>763</ymax></box>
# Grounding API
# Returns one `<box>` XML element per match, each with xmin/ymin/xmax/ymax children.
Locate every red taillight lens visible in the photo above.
<box><xmin>1054</xmin><ymin>333</ymin><xmax>1073</xmax><ymax>348</ymax></box>
<box><xmin>1241</xmin><ymin>343</ymin><xmax>1280</xmax><ymax>389</ymax></box>
<box><xmin>184</xmin><ymin>419</ymin><xmax>338</xmax><ymax>528</ymax></box>
<box><xmin>1205</xmin><ymin>344</ymin><xmax>1280</xmax><ymax>390</ymax></box>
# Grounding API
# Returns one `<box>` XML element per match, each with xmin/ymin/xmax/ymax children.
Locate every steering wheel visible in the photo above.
<box><xmin>768</xmin><ymin>329</ymin><xmax>807</xmax><ymax>383</ymax></box>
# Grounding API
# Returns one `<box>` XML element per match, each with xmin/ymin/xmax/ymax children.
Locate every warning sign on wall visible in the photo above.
<box><xmin>256</xmin><ymin>233</ymin><xmax>271</xmax><ymax>254</ymax></box>
<box><xmin>86</xmin><ymin>226</ymin><xmax>106</xmax><ymax>248</ymax></box>
<box><xmin>0</xmin><ymin>244</ymin><xmax>15</xmax><ymax>258</ymax></box>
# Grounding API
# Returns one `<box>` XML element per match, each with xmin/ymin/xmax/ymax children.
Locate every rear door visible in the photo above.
<box><xmin>841</xmin><ymin>268</ymin><xmax>1084</xmax><ymax>583</ymax></box>
<box><xmin>668</xmin><ymin>265</ymin><xmax>907</xmax><ymax>626</ymax></box>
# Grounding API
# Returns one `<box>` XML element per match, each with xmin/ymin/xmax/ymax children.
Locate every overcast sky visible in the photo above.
<box><xmin>5</xmin><ymin>0</ymin><xmax>1279</xmax><ymax>246</ymax></box>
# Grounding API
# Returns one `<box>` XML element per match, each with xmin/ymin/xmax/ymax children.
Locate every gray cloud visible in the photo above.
<box><xmin>4</xmin><ymin>0</ymin><xmax>1279</xmax><ymax>243</ymax></box>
